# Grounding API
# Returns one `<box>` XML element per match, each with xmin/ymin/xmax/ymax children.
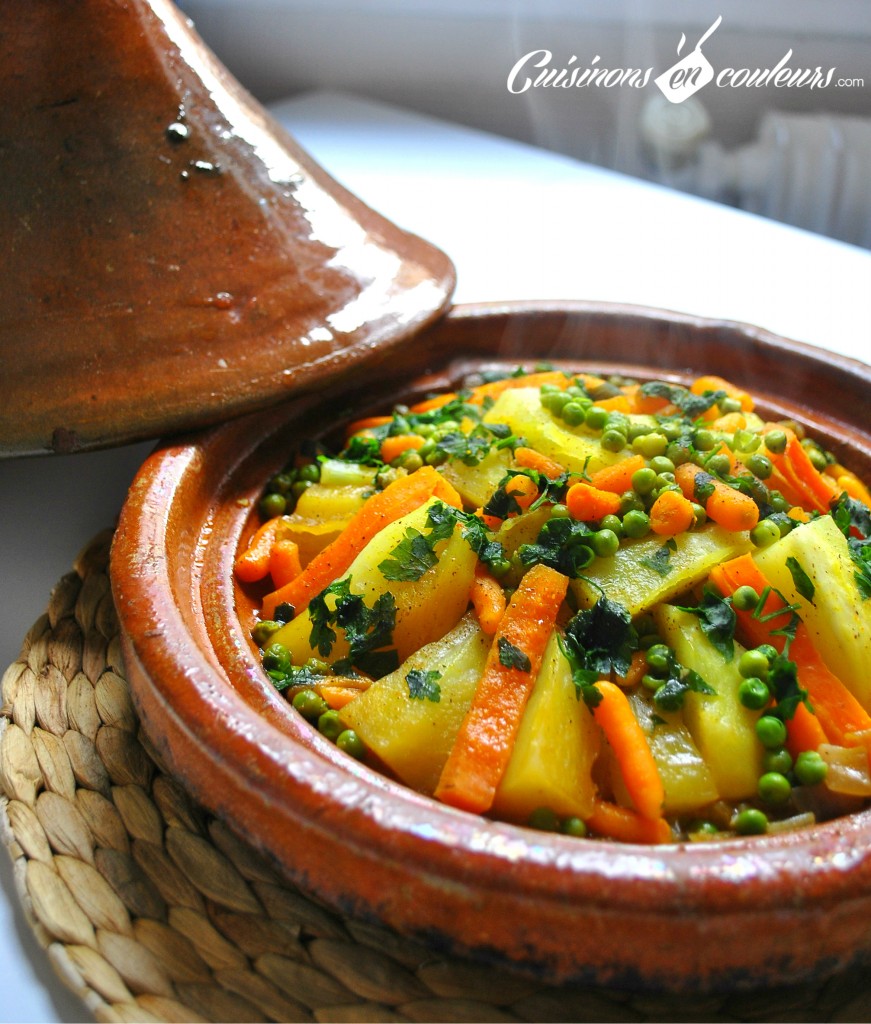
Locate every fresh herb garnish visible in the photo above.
<box><xmin>563</xmin><ymin>596</ymin><xmax>637</xmax><ymax>682</ymax></box>
<box><xmin>766</xmin><ymin>653</ymin><xmax>808</xmax><ymax>720</ymax></box>
<box><xmin>433</xmin><ymin>428</ymin><xmax>493</xmax><ymax>467</ymax></box>
<box><xmin>786</xmin><ymin>556</ymin><xmax>816</xmax><ymax>604</ymax></box>
<box><xmin>640</xmin><ymin>381</ymin><xmax>725</xmax><ymax>420</ymax></box>
<box><xmin>639</xmin><ymin>542</ymin><xmax>675</xmax><ymax>578</ymax></box>
<box><xmin>378</xmin><ymin>527</ymin><xmax>439</xmax><ymax>582</ymax></box>
<box><xmin>343</xmin><ymin>435</ymin><xmax>384</xmax><ymax>466</ymax></box>
<box><xmin>498</xmin><ymin>637</ymin><xmax>532</xmax><ymax>672</ymax></box>
<box><xmin>406</xmin><ymin>669</ymin><xmax>442</xmax><ymax>702</ymax></box>
<box><xmin>518</xmin><ymin>517</ymin><xmax>595</xmax><ymax>577</ymax></box>
<box><xmin>676</xmin><ymin>590</ymin><xmax>736</xmax><ymax>661</ymax></box>
<box><xmin>307</xmin><ymin>577</ymin><xmax>398</xmax><ymax>676</ymax></box>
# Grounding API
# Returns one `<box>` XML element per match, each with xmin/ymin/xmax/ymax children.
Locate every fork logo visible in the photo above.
<box><xmin>655</xmin><ymin>15</ymin><xmax>722</xmax><ymax>103</ymax></box>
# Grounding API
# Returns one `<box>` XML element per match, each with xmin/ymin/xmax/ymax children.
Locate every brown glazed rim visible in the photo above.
<box><xmin>111</xmin><ymin>301</ymin><xmax>871</xmax><ymax>993</ymax></box>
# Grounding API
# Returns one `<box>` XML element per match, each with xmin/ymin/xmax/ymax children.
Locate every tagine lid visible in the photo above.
<box><xmin>0</xmin><ymin>0</ymin><xmax>456</xmax><ymax>458</ymax></box>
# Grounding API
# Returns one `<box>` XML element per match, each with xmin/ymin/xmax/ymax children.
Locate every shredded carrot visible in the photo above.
<box><xmin>409</xmin><ymin>392</ymin><xmax>458</xmax><ymax>414</ymax></box>
<box><xmin>649</xmin><ymin>489</ymin><xmax>695</xmax><ymax>536</ymax></box>
<box><xmin>593</xmin><ymin>395</ymin><xmax>632</xmax><ymax>413</ymax></box>
<box><xmin>786</xmin><ymin>701</ymin><xmax>829</xmax><ymax>758</ymax></box>
<box><xmin>235</xmin><ymin>517</ymin><xmax>284</xmax><ymax>584</ymax></box>
<box><xmin>585</xmin><ymin>799</ymin><xmax>672</xmax><ymax>844</ymax></box>
<box><xmin>589</xmin><ymin>454</ymin><xmax>645</xmax><ymax>494</ymax></box>
<box><xmin>268</xmin><ymin>539</ymin><xmax>302</xmax><ymax>590</ymax></box>
<box><xmin>344</xmin><ymin>414</ymin><xmax>393</xmax><ymax>437</ymax></box>
<box><xmin>591</xmin><ymin>680</ymin><xmax>665</xmax><ymax>821</ymax></box>
<box><xmin>261</xmin><ymin>466</ymin><xmax>454</xmax><ymax>619</ymax></box>
<box><xmin>434</xmin><ymin>564</ymin><xmax>569</xmax><ymax>814</ymax></box>
<box><xmin>691</xmin><ymin>375</ymin><xmax>754</xmax><ymax>416</ymax></box>
<box><xmin>514</xmin><ymin>446</ymin><xmax>566</xmax><ymax>479</ymax></box>
<box><xmin>565</xmin><ymin>482</ymin><xmax>622</xmax><ymax>522</ymax></box>
<box><xmin>469</xmin><ymin>563</ymin><xmax>507</xmax><ymax>636</ymax></box>
<box><xmin>505</xmin><ymin>473</ymin><xmax>539</xmax><ymax>512</ymax></box>
<box><xmin>674</xmin><ymin>462</ymin><xmax>759</xmax><ymax>532</ymax></box>
<box><xmin>614</xmin><ymin>650</ymin><xmax>648</xmax><ymax>689</ymax></box>
<box><xmin>380</xmin><ymin>433</ymin><xmax>425</xmax><ymax>465</ymax></box>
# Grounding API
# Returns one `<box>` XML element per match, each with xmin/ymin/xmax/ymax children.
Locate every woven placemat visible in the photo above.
<box><xmin>2</xmin><ymin>531</ymin><xmax>870</xmax><ymax>1024</ymax></box>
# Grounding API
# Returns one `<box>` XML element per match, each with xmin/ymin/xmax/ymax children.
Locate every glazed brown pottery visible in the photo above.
<box><xmin>112</xmin><ymin>302</ymin><xmax>871</xmax><ymax>992</ymax></box>
<box><xmin>0</xmin><ymin>0</ymin><xmax>454</xmax><ymax>457</ymax></box>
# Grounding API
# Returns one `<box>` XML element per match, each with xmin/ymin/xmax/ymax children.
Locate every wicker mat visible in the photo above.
<box><xmin>2</xmin><ymin>531</ymin><xmax>870</xmax><ymax>1024</ymax></box>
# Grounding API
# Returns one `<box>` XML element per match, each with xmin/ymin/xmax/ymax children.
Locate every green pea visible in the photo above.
<box><xmin>561</xmin><ymin>400</ymin><xmax>587</xmax><ymax>426</ymax></box>
<box><xmin>296</xmin><ymin>462</ymin><xmax>321</xmax><ymax>483</ymax></box>
<box><xmin>317</xmin><ymin>709</ymin><xmax>344</xmax><ymax>741</ymax></box>
<box><xmin>622</xmin><ymin>510</ymin><xmax>650</xmax><ymax>539</ymax></box>
<box><xmin>549</xmin><ymin>503</ymin><xmax>570</xmax><ymax>519</ymax></box>
<box><xmin>758</xmin><ymin>771</ymin><xmax>792</xmax><ymax>805</ymax></box>
<box><xmin>584</xmin><ymin>406</ymin><xmax>608</xmax><ymax>431</ymax></box>
<box><xmin>591</xmin><ymin>528</ymin><xmax>620</xmax><ymax>558</ymax></box>
<box><xmin>639</xmin><ymin>632</ymin><xmax>664</xmax><ymax>650</ymax></box>
<box><xmin>632</xmin><ymin>467</ymin><xmax>658</xmax><ymax>495</ymax></box>
<box><xmin>769</xmin><ymin>490</ymin><xmax>789</xmax><ymax>513</ymax></box>
<box><xmin>666</xmin><ymin>441</ymin><xmax>694</xmax><ymax>466</ymax></box>
<box><xmin>756</xmin><ymin>715</ymin><xmax>787</xmax><ymax>749</ymax></box>
<box><xmin>751</xmin><ymin>519</ymin><xmax>781</xmax><ymax>548</ymax></box>
<box><xmin>627</xmin><ymin>422</ymin><xmax>652</xmax><ymax>442</ymax></box>
<box><xmin>251</xmin><ymin>620</ymin><xmax>282</xmax><ymax>648</ymax></box>
<box><xmin>560</xmin><ymin>816</ymin><xmax>588</xmax><ymax>838</ymax></box>
<box><xmin>689</xmin><ymin>820</ymin><xmax>719</xmax><ymax>837</ymax></box>
<box><xmin>739</xmin><ymin>648</ymin><xmax>770</xmax><ymax>680</ymax></box>
<box><xmin>489</xmin><ymin>557</ymin><xmax>512</xmax><ymax>578</ymax></box>
<box><xmin>764</xmin><ymin>430</ymin><xmax>788</xmax><ymax>454</ymax></box>
<box><xmin>705</xmin><ymin>453</ymin><xmax>731</xmax><ymax>477</ymax></box>
<box><xmin>733</xmin><ymin>808</ymin><xmax>768</xmax><ymax>835</ymax></box>
<box><xmin>803</xmin><ymin>442</ymin><xmax>828</xmax><ymax>472</ymax></box>
<box><xmin>291</xmin><ymin>479</ymin><xmax>313</xmax><ymax>498</ymax></box>
<box><xmin>425</xmin><ymin>449</ymin><xmax>449</xmax><ymax>467</ymax></box>
<box><xmin>599</xmin><ymin>514</ymin><xmax>623</xmax><ymax>537</ymax></box>
<box><xmin>660</xmin><ymin>420</ymin><xmax>685</xmax><ymax>441</ymax></box>
<box><xmin>632</xmin><ymin>432</ymin><xmax>668</xmax><ymax>458</ymax></box>
<box><xmin>694</xmin><ymin>429</ymin><xmax>717</xmax><ymax>452</ymax></box>
<box><xmin>259</xmin><ymin>492</ymin><xmax>286</xmax><ymax>519</ymax></box>
<box><xmin>528</xmin><ymin>807</ymin><xmax>560</xmax><ymax>831</ymax></box>
<box><xmin>738</xmin><ymin>677</ymin><xmax>770</xmax><ymax>710</ymax></box>
<box><xmin>292</xmin><ymin>689</ymin><xmax>329</xmax><ymax>720</ymax></box>
<box><xmin>398</xmin><ymin>450</ymin><xmax>423</xmax><ymax>472</ymax></box>
<box><xmin>649</xmin><ymin>456</ymin><xmax>676</xmax><ymax>475</ymax></box>
<box><xmin>267</xmin><ymin>472</ymin><xmax>295</xmax><ymax>495</ymax></box>
<box><xmin>336</xmin><ymin>729</ymin><xmax>366</xmax><ymax>760</ymax></box>
<box><xmin>746</xmin><ymin>453</ymin><xmax>773</xmax><ymax>479</ymax></box>
<box><xmin>641</xmin><ymin>673</ymin><xmax>662</xmax><ymax>692</ymax></box>
<box><xmin>376</xmin><ymin>467</ymin><xmax>400</xmax><ymax>488</ymax></box>
<box><xmin>645</xmin><ymin>644</ymin><xmax>672</xmax><ymax>673</ymax></box>
<box><xmin>601</xmin><ymin>429</ymin><xmax>627</xmax><ymax>452</ymax></box>
<box><xmin>732</xmin><ymin>585</ymin><xmax>759</xmax><ymax>612</ymax></box>
<box><xmin>303</xmin><ymin>657</ymin><xmax>332</xmax><ymax>675</ymax></box>
<box><xmin>619</xmin><ymin>490</ymin><xmax>645</xmax><ymax>515</ymax></box>
<box><xmin>690</xmin><ymin>502</ymin><xmax>707</xmax><ymax>528</ymax></box>
<box><xmin>763</xmin><ymin>747</ymin><xmax>793</xmax><ymax>775</ymax></box>
<box><xmin>794</xmin><ymin>750</ymin><xmax>828</xmax><ymax>786</ymax></box>
<box><xmin>262</xmin><ymin>642</ymin><xmax>291</xmax><ymax>674</ymax></box>
<box><xmin>719</xmin><ymin>396</ymin><xmax>743</xmax><ymax>415</ymax></box>
<box><xmin>756</xmin><ymin>643</ymin><xmax>779</xmax><ymax>663</ymax></box>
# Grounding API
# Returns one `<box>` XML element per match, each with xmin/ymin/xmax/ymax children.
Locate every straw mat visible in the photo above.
<box><xmin>2</xmin><ymin>531</ymin><xmax>870</xmax><ymax>1023</ymax></box>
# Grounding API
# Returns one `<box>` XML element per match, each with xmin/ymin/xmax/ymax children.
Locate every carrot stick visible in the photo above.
<box><xmin>344</xmin><ymin>414</ymin><xmax>393</xmax><ymax>437</ymax></box>
<box><xmin>786</xmin><ymin>701</ymin><xmax>828</xmax><ymax>758</ymax></box>
<box><xmin>514</xmin><ymin>446</ymin><xmax>566</xmax><ymax>480</ymax></box>
<box><xmin>261</xmin><ymin>467</ymin><xmax>453</xmax><ymax>619</ymax></box>
<box><xmin>626</xmin><ymin>386</ymin><xmax>672</xmax><ymax>416</ymax></box>
<box><xmin>591</xmin><ymin>680</ymin><xmax>665</xmax><ymax>821</ymax></box>
<box><xmin>593</xmin><ymin>395</ymin><xmax>632</xmax><ymax>413</ymax></box>
<box><xmin>614</xmin><ymin>650</ymin><xmax>648</xmax><ymax>689</ymax></box>
<box><xmin>565</xmin><ymin>482</ymin><xmax>622</xmax><ymax>521</ymax></box>
<box><xmin>469</xmin><ymin>563</ymin><xmax>507</xmax><ymax>636</ymax></box>
<box><xmin>434</xmin><ymin>564</ymin><xmax>569</xmax><ymax>814</ymax></box>
<box><xmin>763</xmin><ymin>427</ymin><xmax>839</xmax><ymax>514</ymax></box>
<box><xmin>674</xmin><ymin>462</ymin><xmax>759</xmax><ymax>532</ymax></box>
<box><xmin>589</xmin><ymin>454</ymin><xmax>645</xmax><ymax>494</ymax></box>
<box><xmin>380</xmin><ymin>434</ymin><xmax>424</xmax><ymax>464</ymax></box>
<box><xmin>235</xmin><ymin>516</ymin><xmax>283</xmax><ymax>583</ymax></box>
<box><xmin>319</xmin><ymin>685</ymin><xmax>366</xmax><ymax>710</ymax></box>
<box><xmin>409</xmin><ymin>392</ymin><xmax>458</xmax><ymax>414</ymax></box>
<box><xmin>585</xmin><ymin>799</ymin><xmax>672</xmax><ymax>844</ymax></box>
<box><xmin>269</xmin><ymin>539</ymin><xmax>302</xmax><ymax>589</ymax></box>
<box><xmin>649</xmin><ymin>489</ymin><xmax>695</xmax><ymax>536</ymax></box>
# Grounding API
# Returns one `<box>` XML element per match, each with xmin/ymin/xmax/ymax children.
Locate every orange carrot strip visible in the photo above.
<box><xmin>589</xmin><ymin>454</ymin><xmax>645</xmax><ymax>494</ymax></box>
<box><xmin>261</xmin><ymin>466</ymin><xmax>449</xmax><ymax>619</ymax></box>
<box><xmin>826</xmin><ymin>465</ymin><xmax>871</xmax><ymax>506</ymax></box>
<box><xmin>470</xmin><ymin>563</ymin><xmax>507</xmax><ymax>636</ymax></box>
<box><xmin>431</xmin><ymin>473</ymin><xmax>464</xmax><ymax>509</ymax></box>
<box><xmin>409</xmin><ymin>392</ymin><xmax>458</xmax><ymax>413</ymax></box>
<box><xmin>344</xmin><ymin>414</ymin><xmax>393</xmax><ymax>436</ymax></box>
<box><xmin>763</xmin><ymin>427</ymin><xmax>839</xmax><ymax>514</ymax></box>
<box><xmin>585</xmin><ymin>799</ymin><xmax>672</xmax><ymax>844</ymax></box>
<box><xmin>786</xmin><ymin>701</ymin><xmax>829</xmax><ymax>757</ymax></box>
<box><xmin>615</xmin><ymin>650</ymin><xmax>648</xmax><ymax>689</ymax></box>
<box><xmin>565</xmin><ymin>482</ymin><xmax>622</xmax><ymax>522</ymax></box>
<box><xmin>505</xmin><ymin>473</ymin><xmax>539</xmax><ymax>512</ymax></box>
<box><xmin>708</xmin><ymin>554</ymin><xmax>793</xmax><ymax>650</ymax></box>
<box><xmin>593</xmin><ymin>395</ymin><xmax>632</xmax><ymax>413</ymax></box>
<box><xmin>268</xmin><ymin>539</ymin><xmax>302</xmax><ymax>590</ymax></box>
<box><xmin>235</xmin><ymin>517</ymin><xmax>283</xmax><ymax>583</ymax></box>
<box><xmin>649</xmin><ymin>489</ymin><xmax>695</xmax><ymax>536</ymax></box>
<box><xmin>623</xmin><ymin>384</ymin><xmax>671</xmax><ymax>416</ymax></box>
<box><xmin>434</xmin><ymin>564</ymin><xmax>569</xmax><ymax>814</ymax></box>
<box><xmin>467</xmin><ymin>371</ymin><xmax>578</xmax><ymax>405</ymax></box>
<box><xmin>380</xmin><ymin>433</ymin><xmax>425</xmax><ymax>464</ymax></box>
<box><xmin>691</xmin><ymin>375</ymin><xmax>754</xmax><ymax>412</ymax></box>
<box><xmin>591</xmin><ymin>680</ymin><xmax>665</xmax><ymax>821</ymax></box>
<box><xmin>319</xmin><ymin>685</ymin><xmax>365</xmax><ymax>710</ymax></box>
<box><xmin>674</xmin><ymin>462</ymin><xmax>759</xmax><ymax>532</ymax></box>
<box><xmin>514</xmin><ymin>446</ymin><xmax>566</xmax><ymax>479</ymax></box>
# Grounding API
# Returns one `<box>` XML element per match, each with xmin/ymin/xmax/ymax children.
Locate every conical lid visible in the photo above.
<box><xmin>0</xmin><ymin>0</ymin><xmax>455</xmax><ymax>456</ymax></box>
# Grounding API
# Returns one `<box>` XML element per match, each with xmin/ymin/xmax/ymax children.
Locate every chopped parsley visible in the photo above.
<box><xmin>639</xmin><ymin>541</ymin><xmax>676</xmax><ymax>578</ymax></box>
<box><xmin>307</xmin><ymin>577</ymin><xmax>398</xmax><ymax>677</ymax></box>
<box><xmin>498</xmin><ymin>637</ymin><xmax>531</xmax><ymax>672</ymax></box>
<box><xmin>560</xmin><ymin>596</ymin><xmax>638</xmax><ymax>706</ymax></box>
<box><xmin>786</xmin><ymin>556</ymin><xmax>816</xmax><ymax>604</ymax></box>
<box><xmin>406</xmin><ymin>669</ymin><xmax>442</xmax><ymax>702</ymax></box>
<box><xmin>640</xmin><ymin>381</ymin><xmax>725</xmax><ymax>420</ymax></box>
<box><xmin>676</xmin><ymin>590</ymin><xmax>736</xmax><ymax>662</ymax></box>
<box><xmin>518</xmin><ymin>517</ymin><xmax>595</xmax><ymax>577</ymax></box>
<box><xmin>378</xmin><ymin>527</ymin><xmax>439</xmax><ymax>582</ymax></box>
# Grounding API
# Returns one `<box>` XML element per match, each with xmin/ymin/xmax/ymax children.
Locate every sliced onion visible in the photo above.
<box><xmin>819</xmin><ymin>744</ymin><xmax>871</xmax><ymax>797</ymax></box>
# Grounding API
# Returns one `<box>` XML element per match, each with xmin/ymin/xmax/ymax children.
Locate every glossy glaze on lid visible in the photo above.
<box><xmin>112</xmin><ymin>303</ymin><xmax>871</xmax><ymax>992</ymax></box>
<box><xmin>0</xmin><ymin>0</ymin><xmax>454</xmax><ymax>457</ymax></box>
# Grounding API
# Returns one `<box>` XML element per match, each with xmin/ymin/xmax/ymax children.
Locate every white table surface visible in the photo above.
<box><xmin>2</xmin><ymin>90</ymin><xmax>870</xmax><ymax>1023</ymax></box>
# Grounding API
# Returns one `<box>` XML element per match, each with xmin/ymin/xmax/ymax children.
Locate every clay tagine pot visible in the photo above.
<box><xmin>112</xmin><ymin>301</ymin><xmax>871</xmax><ymax>993</ymax></box>
<box><xmin>0</xmin><ymin>0</ymin><xmax>454</xmax><ymax>457</ymax></box>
